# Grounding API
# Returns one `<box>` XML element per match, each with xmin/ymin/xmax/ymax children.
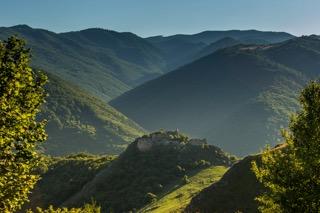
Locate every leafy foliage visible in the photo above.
<box><xmin>24</xmin><ymin>153</ymin><xmax>115</xmax><ymax>211</ymax></box>
<box><xmin>252</xmin><ymin>81</ymin><xmax>320</xmax><ymax>212</ymax></box>
<box><xmin>27</xmin><ymin>202</ymin><xmax>100</xmax><ymax>213</ymax></box>
<box><xmin>0</xmin><ymin>37</ymin><xmax>47</xmax><ymax>212</ymax></box>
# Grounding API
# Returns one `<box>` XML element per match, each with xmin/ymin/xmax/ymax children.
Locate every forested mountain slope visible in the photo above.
<box><xmin>0</xmin><ymin>26</ymin><xmax>295</xmax><ymax>100</ymax></box>
<box><xmin>0</xmin><ymin>25</ymin><xmax>167</xmax><ymax>100</ymax></box>
<box><xmin>186</xmin><ymin>154</ymin><xmax>264</xmax><ymax>213</ymax></box>
<box><xmin>40</xmin><ymin>74</ymin><xmax>145</xmax><ymax>155</ymax></box>
<box><xmin>111</xmin><ymin>36</ymin><xmax>319</xmax><ymax>156</ymax></box>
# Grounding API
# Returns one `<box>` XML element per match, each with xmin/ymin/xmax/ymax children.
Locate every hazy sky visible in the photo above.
<box><xmin>1</xmin><ymin>0</ymin><xmax>319</xmax><ymax>37</ymax></box>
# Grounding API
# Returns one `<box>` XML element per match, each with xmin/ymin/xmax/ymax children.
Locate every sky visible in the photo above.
<box><xmin>1</xmin><ymin>0</ymin><xmax>319</xmax><ymax>37</ymax></box>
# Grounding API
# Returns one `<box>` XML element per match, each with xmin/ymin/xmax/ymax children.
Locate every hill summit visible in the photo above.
<box><xmin>28</xmin><ymin>130</ymin><xmax>234</xmax><ymax>212</ymax></box>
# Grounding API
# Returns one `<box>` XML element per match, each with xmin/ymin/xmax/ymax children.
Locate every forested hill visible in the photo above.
<box><xmin>111</xmin><ymin>36</ymin><xmax>320</xmax><ymax>156</ymax></box>
<box><xmin>25</xmin><ymin>131</ymin><xmax>235</xmax><ymax>212</ymax></box>
<box><xmin>61</xmin><ymin>131</ymin><xmax>234</xmax><ymax>212</ymax></box>
<box><xmin>40</xmin><ymin>73</ymin><xmax>145</xmax><ymax>156</ymax></box>
<box><xmin>185</xmin><ymin>144</ymin><xmax>287</xmax><ymax>212</ymax></box>
<box><xmin>0</xmin><ymin>25</ymin><xmax>167</xmax><ymax>100</ymax></box>
<box><xmin>186</xmin><ymin>154</ymin><xmax>264</xmax><ymax>213</ymax></box>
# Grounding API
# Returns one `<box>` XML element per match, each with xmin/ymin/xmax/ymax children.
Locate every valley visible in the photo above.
<box><xmin>1</xmin><ymin>18</ymin><xmax>319</xmax><ymax>212</ymax></box>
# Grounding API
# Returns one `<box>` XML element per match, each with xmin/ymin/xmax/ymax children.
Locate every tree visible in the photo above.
<box><xmin>0</xmin><ymin>37</ymin><xmax>48</xmax><ymax>212</ymax></box>
<box><xmin>252</xmin><ymin>81</ymin><xmax>320</xmax><ymax>212</ymax></box>
<box><xmin>27</xmin><ymin>202</ymin><xmax>101</xmax><ymax>213</ymax></box>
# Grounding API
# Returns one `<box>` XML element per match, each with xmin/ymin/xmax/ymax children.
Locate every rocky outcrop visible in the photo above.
<box><xmin>135</xmin><ymin>130</ymin><xmax>208</xmax><ymax>152</ymax></box>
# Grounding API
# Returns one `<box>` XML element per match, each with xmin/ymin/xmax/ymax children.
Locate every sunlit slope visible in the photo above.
<box><xmin>139</xmin><ymin>166</ymin><xmax>228</xmax><ymax>213</ymax></box>
<box><xmin>186</xmin><ymin>154</ymin><xmax>265</xmax><ymax>213</ymax></box>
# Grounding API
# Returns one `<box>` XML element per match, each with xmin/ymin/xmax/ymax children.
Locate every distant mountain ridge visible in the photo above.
<box><xmin>0</xmin><ymin>25</ymin><xmax>167</xmax><ymax>101</ymax></box>
<box><xmin>111</xmin><ymin>36</ymin><xmax>320</xmax><ymax>156</ymax></box>
<box><xmin>147</xmin><ymin>30</ymin><xmax>294</xmax><ymax>45</ymax></box>
<box><xmin>147</xmin><ymin>30</ymin><xmax>295</xmax><ymax>69</ymax></box>
<box><xmin>0</xmin><ymin>26</ymin><xmax>295</xmax><ymax>101</ymax></box>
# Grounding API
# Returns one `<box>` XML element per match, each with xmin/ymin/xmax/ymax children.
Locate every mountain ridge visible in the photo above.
<box><xmin>146</xmin><ymin>29</ymin><xmax>295</xmax><ymax>70</ymax></box>
<box><xmin>146</xmin><ymin>29</ymin><xmax>294</xmax><ymax>44</ymax></box>
<box><xmin>0</xmin><ymin>25</ymin><xmax>167</xmax><ymax>101</ymax></box>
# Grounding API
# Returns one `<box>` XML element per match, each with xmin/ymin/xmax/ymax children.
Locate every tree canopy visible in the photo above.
<box><xmin>0</xmin><ymin>37</ymin><xmax>47</xmax><ymax>212</ymax></box>
<box><xmin>253</xmin><ymin>81</ymin><xmax>320</xmax><ymax>212</ymax></box>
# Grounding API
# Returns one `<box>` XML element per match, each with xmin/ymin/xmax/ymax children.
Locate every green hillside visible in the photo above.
<box><xmin>0</xmin><ymin>25</ymin><xmax>167</xmax><ymax>100</ymax></box>
<box><xmin>23</xmin><ymin>153</ymin><xmax>116</xmax><ymax>211</ymax></box>
<box><xmin>110</xmin><ymin>36</ymin><xmax>320</xmax><ymax>156</ymax></box>
<box><xmin>40</xmin><ymin>74</ymin><xmax>145</xmax><ymax>155</ymax></box>
<box><xmin>139</xmin><ymin>166</ymin><xmax>228</xmax><ymax>213</ymax></box>
<box><xmin>186</xmin><ymin>154</ymin><xmax>264</xmax><ymax>213</ymax></box>
<box><xmin>27</xmin><ymin>131</ymin><xmax>234</xmax><ymax>212</ymax></box>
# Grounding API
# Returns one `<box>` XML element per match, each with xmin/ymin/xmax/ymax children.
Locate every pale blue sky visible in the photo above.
<box><xmin>1</xmin><ymin>0</ymin><xmax>319</xmax><ymax>37</ymax></box>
